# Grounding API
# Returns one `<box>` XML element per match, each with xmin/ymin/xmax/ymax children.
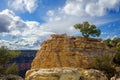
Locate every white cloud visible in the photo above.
<box><xmin>0</xmin><ymin>9</ymin><xmax>54</xmax><ymax>49</ymax></box>
<box><xmin>43</xmin><ymin>0</ymin><xmax>120</xmax><ymax>39</ymax></box>
<box><xmin>1</xmin><ymin>0</ymin><xmax>120</xmax><ymax>49</ymax></box>
<box><xmin>0</xmin><ymin>9</ymin><xmax>20</xmax><ymax>33</ymax></box>
<box><xmin>85</xmin><ymin>3</ymin><xmax>105</xmax><ymax>16</ymax></box>
<box><xmin>46</xmin><ymin>10</ymin><xmax>62</xmax><ymax>22</ymax></box>
<box><xmin>8</xmin><ymin>0</ymin><xmax>24</xmax><ymax>11</ymax></box>
<box><xmin>8</xmin><ymin>0</ymin><xmax>38</xmax><ymax>13</ymax></box>
<box><xmin>63</xmin><ymin>0</ymin><xmax>86</xmax><ymax>16</ymax></box>
<box><xmin>24</xmin><ymin>0</ymin><xmax>38</xmax><ymax>13</ymax></box>
<box><xmin>63</xmin><ymin>0</ymin><xmax>120</xmax><ymax>16</ymax></box>
<box><xmin>47</xmin><ymin>10</ymin><xmax>54</xmax><ymax>16</ymax></box>
<box><xmin>41</xmin><ymin>16</ymin><xmax>79</xmax><ymax>35</ymax></box>
<box><xmin>48</xmin><ymin>16</ymin><xmax>62</xmax><ymax>22</ymax></box>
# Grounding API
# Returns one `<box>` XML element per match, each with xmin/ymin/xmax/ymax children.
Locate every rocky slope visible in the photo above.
<box><xmin>25</xmin><ymin>34</ymin><xmax>112</xmax><ymax>80</ymax></box>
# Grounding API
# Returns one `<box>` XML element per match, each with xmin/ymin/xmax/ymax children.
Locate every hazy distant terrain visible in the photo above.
<box><xmin>6</xmin><ymin>50</ymin><xmax>37</xmax><ymax>77</ymax></box>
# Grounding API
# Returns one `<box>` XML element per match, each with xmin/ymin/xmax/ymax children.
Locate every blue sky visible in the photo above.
<box><xmin>0</xmin><ymin>0</ymin><xmax>120</xmax><ymax>50</ymax></box>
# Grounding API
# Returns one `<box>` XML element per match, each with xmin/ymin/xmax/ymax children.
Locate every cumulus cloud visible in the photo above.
<box><xmin>0</xmin><ymin>16</ymin><xmax>11</xmax><ymax>32</ymax></box>
<box><xmin>1</xmin><ymin>0</ymin><xmax>120</xmax><ymax>49</ymax></box>
<box><xmin>8</xmin><ymin>0</ymin><xmax>38</xmax><ymax>13</ymax></box>
<box><xmin>47</xmin><ymin>10</ymin><xmax>54</xmax><ymax>16</ymax></box>
<box><xmin>85</xmin><ymin>3</ymin><xmax>105</xmax><ymax>16</ymax></box>
<box><xmin>63</xmin><ymin>0</ymin><xmax>120</xmax><ymax>16</ymax></box>
<box><xmin>0</xmin><ymin>9</ymin><xmax>27</xmax><ymax>34</ymax></box>
<box><xmin>0</xmin><ymin>9</ymin><xmax>54</xmax><ymax>49</ymax></box>
<box><xmin>0</xmin><ymin>9</ymin><xmax>79</xmax><ymax>49</ymax></box>
<box><xmin>24</xmin><ymin>0</ymin><xmax>38</xmax><ymax>13</ymax></box>
<box><xmin>63</xmin><ymin>0</ymin><xmax>86</xmax><ymax>16</ymax></box>
<box><xmin>0</xmin><ymin>9</ymin><xmax>17</xmax><ymax>33</ymax></box>
<box><xmin>44</xmin><ymin>0</ymin><xmax>120</xmax><ymax>39</ymax></box>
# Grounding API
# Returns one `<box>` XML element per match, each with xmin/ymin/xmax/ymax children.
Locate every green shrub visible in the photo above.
<box><xmin>0</xmin><ymin>47</ymin><xmax>20</xmax><ymax>65</ymax></box>
<box><xmin>0</xmin><ymin>47</ymin><xmax>20</xmax><ymax>75</ymax></box>
<box><xmin>0</xmin><ymin>65</ymin><xmax>5</xmax><ymax>74</ymax></box>
<box><xmin>100</xmin><ymin>64</ymin><xmax>115</xmax><ymax>80</ymax></box>
<box><xmin>113</xmin><ymin>51</ymin><xmax>120</xmax><ymax>66</ymax></box>
<box><xmin>5</xmin><ymin>63</ymin><xmax>19</xmax><ymax>75</ymax></box>
<box><xmin>103</xmin><ymin>38</ymin><xmax>113</xmax><ymax>48</ymax></box>
<box><xmin>113</xmin><ymin>43</ymin><xmax>120</xmax><ymax>66</ymax></box>
<box><xmin>89</xmin><ymin>53</ymin><xmax>115</xmax><ymax>80</ymax></box>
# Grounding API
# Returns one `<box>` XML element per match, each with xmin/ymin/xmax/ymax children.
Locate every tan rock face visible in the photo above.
<box><xmin>31</xmin><ymin>34</ymin><xmax>92</xmax><ymax>69</ymax></box>
<box><xmin>31</xmin><ymin>34</ymin><xmax>108</xmax><ymax>69</ymax></box>
<box><xmin>25</xmin><ymin>34</ymin><xmax>110</xmax><ymax>80</ymax></box>
<box><xmin>25</xmin><ymin>68</ymin><xmax>108</xmax><ymax>80</ymax></box>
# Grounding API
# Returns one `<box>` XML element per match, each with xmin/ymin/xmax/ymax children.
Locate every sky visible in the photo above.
<box><xmin>0</xmin><ymin>0</ymin><xmax>120</xmax><ymax>50</ymax></box>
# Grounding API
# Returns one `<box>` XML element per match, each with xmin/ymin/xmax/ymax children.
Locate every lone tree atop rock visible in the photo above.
<box><xmin>74</xmin><ymin>21</ymin><xmax>101</xmax><ymax>38</ymax></box>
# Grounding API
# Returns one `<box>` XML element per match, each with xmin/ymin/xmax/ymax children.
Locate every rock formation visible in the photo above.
<box><xmin>31</xmin><ymin>34</ymin><xmax>109</xmax><ymax>69</ymax></box>
<box><xmin>31</xmin><ymin>34</ymin><xmax>90</xmax><ymax>69</ymax></box>
<box><xmin>25</xmin><ymin>34</ymin><xmax>111</xmax><ymax>80</ymax></box>
<box><xmin>25</xmin><ymin>68</ymin><xmax>108</xmax><ymax>80</ymax></box>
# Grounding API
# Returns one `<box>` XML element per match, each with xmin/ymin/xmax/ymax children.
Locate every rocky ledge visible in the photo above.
<box><xmin>25</xmin><ymin>67</ymin><xmax>108</xmax><ymax>80</ymax></box>
<box><xmin>25</xmin><ymin>34</ymin><xmax>112</xmax><ymax>80</ymax></box>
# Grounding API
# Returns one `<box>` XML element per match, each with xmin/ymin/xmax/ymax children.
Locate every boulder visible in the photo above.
<box><xmin>25</xmin><ymin>68</ymin><xmax>108</xmax><ymax>80</ymax></box>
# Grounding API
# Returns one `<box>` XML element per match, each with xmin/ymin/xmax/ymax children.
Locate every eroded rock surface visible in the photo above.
<box><xmin>25</xmin><ymin>68</ymin><xmax>108</xmax><ymax>80</ymax></box>
<box><xmin>31</xmin><ymin>34</ymin><xmax>110</xmax><ymax>69</ymax></box>
<box><xmin>25</xmin><ymin>34</ymin><xmax>111</xmax><ymax>80</ymax></box>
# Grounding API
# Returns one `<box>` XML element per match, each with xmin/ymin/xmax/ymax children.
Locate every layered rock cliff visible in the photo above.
<box><xmin>25</xmin><ymin>34</ymin><xmax>111</xmax><ymax>80</ymax></box>
<box><xmin>31</xmin><ymin>34</ymin><xmax>89</xmax><ymax>69</ymax></box>
<box><xmin>31</xmin><ymin>34</ymin><xmax>108</xmax><ymax>69</ymax></box>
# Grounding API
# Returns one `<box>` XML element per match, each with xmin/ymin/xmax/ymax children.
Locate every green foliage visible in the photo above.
<box><xmin>0</xmin><ymin>46</ymin><xmax>20</xmax><ymax>65</ymax></box>
<box><xmin>0</xmin><ymin>46</ymin><xmax>20</xmax><ymax>75</ymax></box>
<box><xmin>102</xmin><ymin>65</ymin><xmax>115</xmax><ymax>80</ymax></box>
<box><xmin>5</xmin><ymin>63</ymin><xmax>19</xmax><ymax>75</ymax></box>
<box><xmin>113</xmin><ymin>51</ymin><xmax>120</xmax><ymax>66</ymax></box>
<box><xmin>0</xmin><ymin>65</ymin><xmax>5</xmax><ymax>74</ymax></box>
<box><xmin>74</xmin><ymin>21</ymin><xmax>101</xmax><ymax>38</ymax></box>
<box><xmin>0</xmin><ymin>47</ymin><xmax>11</xmax><ymax>65</ymax></box>
<box><xmin>112</xmin><ymin>37</ymin><xmax>120</xmax><ymax>47</ymax></box>
<box><xmin>116</xmin><ymin>43</ymin><xmax>120</xmax><ymax>51</ymax></box>
<box><xmin>89</xmin><ymin>53</ymin><xmax>115</xmax><ymax>80</ymax></box>
<box><xmin>107</xmin><ymin>37</ymin><xmax>120</xmax><ymax>66</ymax></box>
<box><xmin>104</xmin><ymin>37</ymin><xmax>120</xmax><ymax>66</ymax></box>
<box><xmin>103</xmin><ymin>38</ymin><xmax>113</xmax><ymax>48</ymax></box>
<box><xmin>103</xmin><ymin>37</ymin><xmax>120</xmax><ymax>48</ymax></box>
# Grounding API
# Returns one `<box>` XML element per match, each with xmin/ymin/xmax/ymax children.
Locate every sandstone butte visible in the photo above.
<box><xmin>25</xmin><ymin>34</ymin><xmax>113</xmax><ymax>80</ymax></box>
